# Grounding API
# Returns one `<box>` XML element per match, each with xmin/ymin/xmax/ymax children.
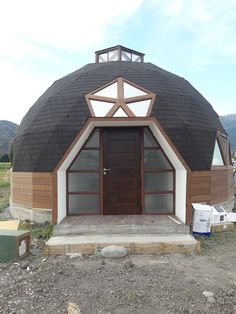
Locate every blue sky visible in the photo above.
<box><xmin>0</xmin><ymin>0</ymin><xmax>236</xmax><ymax>124</ymax></box>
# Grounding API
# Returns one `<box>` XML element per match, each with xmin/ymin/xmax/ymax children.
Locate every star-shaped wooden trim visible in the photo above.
<box><xmin>85</xmin><ymin>77</ymin><xmax>156</xmax><ymax>117</ymax></box>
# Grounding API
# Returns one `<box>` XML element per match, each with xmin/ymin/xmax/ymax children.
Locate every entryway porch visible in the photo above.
<box><xmin>45</xmin><ymin>215</ymin><xmax>198</xmax><ymax>255</ymax></box>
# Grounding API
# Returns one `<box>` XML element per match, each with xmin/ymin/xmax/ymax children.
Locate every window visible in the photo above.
<box><xmin>212</xmin><ymin>140</ymin><xmax>224</xmax><ymax>166</ymax></box>
<box><xmin>86</xmin><ymin>77</ymin><xmax>155</xmax><ymax>118</ymax></box>
<box><xmin>143</xmin><ymin>127</ymin><xmax>174</xmax><ymax>214</ymax></box>
<box><xmin>67</xmin><ymin>129</ymin><xmax>101</xmax><ymax>214</ymax></box>
<box><xmin>217</xmin><ymin>133</ymin><xmax>230</xmax><ymax>165</ymax></box>
<box><xmin>96</xmin><ymin>46</ymin><xmax>144</xmax><ymax>63</ymax></box>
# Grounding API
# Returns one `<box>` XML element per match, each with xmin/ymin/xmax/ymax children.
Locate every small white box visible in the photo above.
<box><xmin>211</xmin><ymin>205</ymin><xmax>228</xmax><ymax>224</ymax></box>
<box><xmin>192</xmin><ymin>203</ymin><xmax>212</xmax><ymax>236</ymax></box>
<box><xmin>227</xmin><ymin>212</ymin><xmax>236</xmax><ymax>222</ymax></box>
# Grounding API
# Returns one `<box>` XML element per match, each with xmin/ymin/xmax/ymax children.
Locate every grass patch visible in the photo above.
<box><xmin>0</xmin><ymin>181</ymin><xmax>10</xmax><ymax>188</ymax></box>
<box><xmin>19</xmin><ymin>221</ymin><xmax>53</xmax><ymax>242</ymax></box>
<box><xmin>0</xmin><ymin>163</ymin><xmax>10</xmax><ymax>212</ymax></box>
<box><xmin>0</xmin><ymin>162</ymin><xmax>11</xmax><ymax>170</ymax></box>
<box><xmin>194</xmin><ymin>227</ymin><xmax>236</xmax><ymax>255</ymax></box>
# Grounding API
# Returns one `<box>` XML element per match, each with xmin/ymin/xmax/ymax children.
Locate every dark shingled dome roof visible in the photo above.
<box><xmin>12</xmin><ymin>61</ymin><xmax>226</xmax><ymax>172</ymax></box>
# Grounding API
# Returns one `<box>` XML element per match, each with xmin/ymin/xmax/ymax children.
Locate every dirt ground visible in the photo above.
<box><xmin>0</xmin><ymin>226</ymin><xmax>236</xmax><ymax>314</ymax></box>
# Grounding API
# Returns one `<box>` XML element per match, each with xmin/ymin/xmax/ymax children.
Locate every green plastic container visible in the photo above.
<box><xmin>0</xmin><ymin>230</ymin><xmax>30</xmax><ymax>262</ymax></box>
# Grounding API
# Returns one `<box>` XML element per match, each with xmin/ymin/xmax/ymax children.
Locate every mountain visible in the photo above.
<box><xmin>0</xmin><ymin>120</ymin><xmax>18</xmax><ymax>157</ymax></box>
<box><xmin>220</xmin><ymin>114</ymin><xmax>236</xmax><ymax>153</ymax></box>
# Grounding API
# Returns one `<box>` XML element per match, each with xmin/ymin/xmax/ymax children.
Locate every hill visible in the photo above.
<box><xmin>220</xmin><ymin>114</ymin><xmax>236</xmax><ymax>152</ymax></box>
<box><xmin>0</xmin><ymin>120</ymin><xmax>18</xmax><ymax>157</ymax></box>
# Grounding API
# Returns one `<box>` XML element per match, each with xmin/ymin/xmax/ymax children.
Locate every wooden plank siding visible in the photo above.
<box><xmin>11</xmin><ymin>172</ymin><xmax>33</xmax><ymax>207</ymax></box>
<box><xmin>191</xmin><ymin>167</ymin><xmax>234</xmax><ymax>205</ymax></box>
<box><xmin>11</xmin><ymin>172</ymin><xmax>53</xmax><ymax>210</ymax></box>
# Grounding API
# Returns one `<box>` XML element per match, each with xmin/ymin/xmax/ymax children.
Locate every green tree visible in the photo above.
<box><xmin>0</xmin><ymin>154</ymin><xmax>10</xmax><ymax>162</ymax></box>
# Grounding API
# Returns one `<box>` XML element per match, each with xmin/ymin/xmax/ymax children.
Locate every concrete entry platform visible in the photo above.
<box><xmin>45</xmin><ymin>234</ymin><xmax>198</xmax><ymax>255</ymax></box>
<box><xmin>46</xmin><ymin>215</ymin><xmax>198</xmax><ymax>255</ymax></box>
<box><xmin>54</xmin><ymin>215</ymin><xmax>190</xmax><ymax>236</ymax></box>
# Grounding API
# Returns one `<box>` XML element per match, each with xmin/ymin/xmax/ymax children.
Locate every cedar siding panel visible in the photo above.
<box><xmin>11</xmin><ymin>172</ymin><xmax>53</xmax><ymax>209</ymax></box>
<box><xmin>191</xmin><ymin>167</ymin><xmax>234</xmax><ymax>205</ymax></box>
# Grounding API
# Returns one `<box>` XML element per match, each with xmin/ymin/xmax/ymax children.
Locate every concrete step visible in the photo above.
<box><xmin>53</xmin><ymin>219</ymin><xmax>190</xmax><ymax>236</ymax></box>
<box><xmin>45</xmin><ymin>234</ymin><xmax>198</xmax><ymax>255</ymax></box>
<box><xmin>53</xmin><ymin>216</ymin><xmax>190</xmax><ymax>241</ymax></box>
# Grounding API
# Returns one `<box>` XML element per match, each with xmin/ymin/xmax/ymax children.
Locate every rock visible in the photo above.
<box><xmin>203</xmin><ymin>291</ymin><xmax>214</xmax><ymax>298</ymax></box>
<box><xmin>207</xmin><ymin>296</ymin><xmax>216</xmax><ymax>304</ymax></box>
<box><xmin>226</xmin><ymin>289</ymin><xmax>235</xmax><ymax>296</ymax></box>
<box><xmin>216</xmin><ymin>296</ymin><xmax>225</xmax><ymax>305</ymax></box>
<box><xmin>101</xmin><ymin>245</ymin><xmax>127</xmax><ymax>258</ymax></box>
<box><xmin>124</xmin><ymin>260</ymin><xmax>134</xmax><ymax>269</ymax></box>
<box><xmin>67</xmin><ymin>302</ymin><xmax>81</xmax><ymax>314</ymax></box>
<box><xmin>66</xmin><ymin>253</ymin><xmax>83</xmax><ymax>259</ymax></box>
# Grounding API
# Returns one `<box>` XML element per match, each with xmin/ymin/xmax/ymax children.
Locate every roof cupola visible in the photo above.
<box><xmin>95</xmin><ymin>45</ymin><xmax>144</xmax><ymax>63</ymax></box>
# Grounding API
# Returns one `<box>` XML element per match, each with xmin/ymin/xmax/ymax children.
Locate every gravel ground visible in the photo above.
<box><xmin>0</xmin><ymin>227</ymin><xmax>236</xmax><ymax>314</ymax></box>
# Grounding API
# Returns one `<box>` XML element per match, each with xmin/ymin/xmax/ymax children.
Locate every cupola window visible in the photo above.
<box><xmin>86</xmin><ymin>77</ymin><xmax>155</xmax><ymax>117</ymax></box>
<box><xmin>95</xmin><ymin>45</ymin><xmax>144</xmax><ymax>63</ymax></box>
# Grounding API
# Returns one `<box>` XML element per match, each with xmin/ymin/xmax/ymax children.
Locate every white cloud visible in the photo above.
<box><xmin>0</xmin><ymin>0</ymin><xmax>143</xmax><ymax>56</ymax></box>
<box><xmin>0</xmin><ymin>0</ymin><xmax>144</xmax><ymax>123</ymax></box>
<box><xmin>149</xmin><ymin>0</ymin><xmax>236</xmax><ymax>67</ymax></box>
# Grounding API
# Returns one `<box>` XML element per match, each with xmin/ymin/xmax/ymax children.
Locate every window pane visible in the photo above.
<box><xmin>121</xmin><ymin>51</ymin><xmax>131</xmax><ymax>61</ymax></box>
<box><xmin>144</xmin><ymin>194</ymin><xmax>173</xmax><ymax>214</ymax></box>
<box><xmin>70</xmin><ymin>150</ymin><xmax>99</xmax><ymax>170</ymax></box>
<box><xmin>68</xmin><ymin>173</ymin><xmax>99</xmax><ymax>192</ymax></box>
<box><xmin>144</xmin><ymin>172</ymin><xmax>173</xmax><ymax>191</ymax></box>
<box><xmin>68</xmin><ymin>195</ymin><xmax>100</xmax><ymax>214</ymax></box>
<box><xmin>144</xmin><ymin>150</ymin><xmax>172</xmax><ymax>170</ymax></box>
<box><xmin>85</xmin><ymin>129</ymin><xmax>99</xmax><ymax>148</ymax></box>
<box><xmin>144</xmin><ymin>128</ymin><xmax>158</xmax><ymax>147</ymax></box>
<box><xmin>127</xmin><ymin>100</ymin><xmax>150</xmax><ymax>116</ymax></box>
<box><xmin>212</xmin><ymin>141</ymin><xmax>224</xmax><ymax>166</ymax></box>
<box><xmin>98</xmin><ymin>53</ymin><xmax>107</xmax><ymax>62</ymax></box>
<box><xmin>133</xmin><ymin>55</ymin><xmax>141</xmax><ymax>62</ymax></box>
<box><xmin>94</xmin><ymin>82</ymin><xmax>117</xmax><ymax>98</ymax></box>
<box><xmin>90</xmin><ymin>100</ymin><xmax>114</xmax><ymax>117</ymax></box>
<box><xmin>108</xmin><ymin>49</ymin><xmax>119</xmax><ymax>61</ymax></box>
<box><xmin>218</xmin><ymin>135</ymin><xmax>229</xmax><ymax>164</ymax></box>
<box><xmin>113</xmin><ymin>107</ymin><xmax>128</xmax><ymax>117</ymax></box>
<box><xmin>123</xmin><ymin>82</ymin><xmax>147</xmax><ymax>98</ymax></box>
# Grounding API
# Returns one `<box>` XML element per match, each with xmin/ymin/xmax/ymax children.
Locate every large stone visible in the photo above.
<box><xmin>207</xmin><ymin>296</ymin><xmax>216</xmax><ymax>304</ymax></box>
<box><xmin>67</xmin><ymin>302</ymin><xmax>81</xmax><ymax>314</ymax></box>
<box><xmin>101</xmin><ymin>245</ymin><xmax>128</xmax><ymax>258</ymax></box>
<box><xmin>203</xmin><ymin>291</ymin><xmax>214</xmax><ymax>298</ymax></box>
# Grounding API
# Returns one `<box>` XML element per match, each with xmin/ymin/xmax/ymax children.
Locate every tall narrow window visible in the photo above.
<box><xmin>218</xmin><ymin>134</ymin><xmax>230</xmax><ymax>165</ymax></box>
<box><xmin>143</xmin><ymin>127</ymin><xmax>175</xmax><ymax>214</ymax></box>
<box><xmin>67</xmin><ymin>129</ymin><xmax>101</xmax><ymax>214</ymax></box>
<box><xmin>212</xmin><ymin>140</ymin><xmax>224</xmax><ymax>166</ymax></box>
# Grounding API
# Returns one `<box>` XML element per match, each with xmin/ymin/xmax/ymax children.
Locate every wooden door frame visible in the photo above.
<box><xmin>65</xmin><ymin>126</ymin><xmax>176</xmax><ymax>216</ymax></box>
<box><xmin>53</xmin><ymin>117</ymin><xmax>190</xmax><ymax>224</ymax></box>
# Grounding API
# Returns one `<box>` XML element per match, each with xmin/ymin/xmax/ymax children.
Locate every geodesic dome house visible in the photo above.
<box><xmin>10</xmin><ymin>45</ymin><xmax>234</xmax><ymax>224</ymax></box>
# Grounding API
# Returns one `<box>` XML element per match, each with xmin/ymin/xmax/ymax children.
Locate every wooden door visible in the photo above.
<box><xmin>103</xmin><ymin>127</ymin><xmax>141</xmax><ymax>215</ymax></box>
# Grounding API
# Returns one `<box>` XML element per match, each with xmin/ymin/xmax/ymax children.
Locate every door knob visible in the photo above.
<box><xmin>103</xmin><ymin>168</ymin><xmax>111</xmax><ymax>175</ymax></box>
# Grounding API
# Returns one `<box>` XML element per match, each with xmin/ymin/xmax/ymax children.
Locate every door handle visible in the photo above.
<box><xmin>103</xmin><ymin>168</ymin><xmax>111</xmax><ymax>175</ymax></box>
